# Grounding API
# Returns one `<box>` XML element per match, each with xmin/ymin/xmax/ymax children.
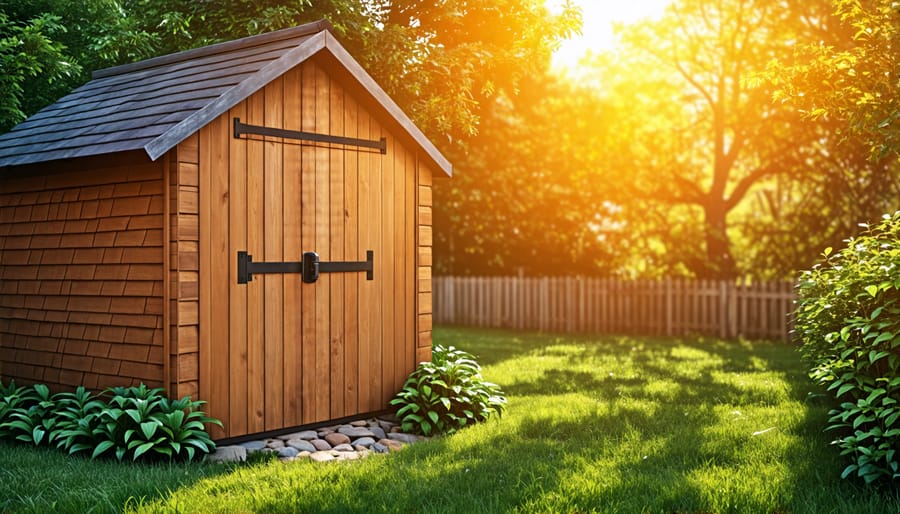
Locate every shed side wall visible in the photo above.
<box><xmin>0</xmin><ymin>155</ymin><xmax>166</xmax><ymax>390</ymax></box>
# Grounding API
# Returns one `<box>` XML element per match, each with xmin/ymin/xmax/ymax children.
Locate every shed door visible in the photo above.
<box><xmin>199</xmin><ymin>64</ymin><xmax>418</xmax><ymax>440</ymax></box>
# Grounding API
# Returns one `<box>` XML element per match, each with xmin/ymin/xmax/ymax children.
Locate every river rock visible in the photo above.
<box><xmin>378</xmin><ymin>438</ymin><xmax>404</xmax><ymax>452</ymax></box>
<box><xmin>310</xmin><ymin>451</ymin><xmax>336</xmax><ymax>463</ymax></box>
<box><xmin>338</xmin><ymin>426</ymin><xmax>376</xmax><ymax>438</ymax></box>
<box><xmin>239</xmin><ymin>440</ymin><xmax>267</xmax><ymax>452</ymax></box>
<box><xmin>325</xmin><ymin>433</ymin><xmax>351</xmax><ymax>446</ymax></box>
<box><xmin>206</xmin><ymin>445</ymin><xmax>247</xmax><ymax>463</ymax></box>
<box><xmin>277</xmin><ymin>447</ymin><xmax>299</xmax><ymax>459</ymax></box>
<box><xmin>387</xmin><ymin>433</ymin><xmax>419</xmax><ymax>444</ymax></box>
<box><xmin>311</xmin><ymin>439</ymin><xmax>332</xmax><ymax>451</ymax></box>
<box><xmin>287</xmin><ymin>439</ymin><xmax>317</xmax><ymax>453</ymax></box>
<box><xmin>353</xmin><ymin>437</ymin><xmax>376</xmax><ymax>448</ymax></box>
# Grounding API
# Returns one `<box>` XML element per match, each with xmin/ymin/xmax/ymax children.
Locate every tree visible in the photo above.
<box><xmin>583</xmin><ymin>0</ymin><xmax>847</xmax><ymax>279</ymax></box>
<box><xmin>769</xmin><ymin>0</ymin><xmax>900</xmax><ymax>161</ymax></box>
<box><xmin>432</xmin><ymin>74</ymin><xmax>633</xmax><ymax>276</ymax></box>
<box><xmin>1</xmin><ymin>0</ymin><xmax>581</xmax><ymax>156</ymax></box>
<box><xmin>0</xmin><ymin>11</ymin><xmax>75</xmax><ymax>132</ymax></box>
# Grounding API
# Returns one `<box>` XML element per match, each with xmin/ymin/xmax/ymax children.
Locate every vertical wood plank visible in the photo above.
<box><xmin>329</xmin><ymin>77</ymin><xmax>345</xmax><ymax>419</ymax></box>
<box><xmin>369</xmin><ymin>115</ymin><xmax>384</xmax><ymax>410</ymax></box>
<box><xmin>263</xmin><ymin>78</ymin><xmax>284</xmax><ymax>431</ymax></box>
<box><xmin>314</xmin><ymin>64</ymin><xmax>331</xmax><ymax>421</ymax></box>
<box><xmin>246</xmin><ymin>87</ymin><xmax>266</xmax><ymax>434</ymax></box>
<box><xmin>300</xmin><ymin>63</ymin><xmax>318</xmax><ymax>424</ymax></box>
<box><xmin>210</xmin><ymin>115</ymin><xmax>230</xmax><ymax>439</ymax></box>
<box><xmin>406</xmin><ymin>152</ymin><xmax>416</xmax><ymax>377</ymax></box>
<box><xmin>381</xmin><ymin>126</ymin><xmax>396</xmax><ymax>405</ymax></box>
<box><xmin>356</xmin><ymin>104</ymin><xmax>373</xmax><ymax>412</ymax></box>
<box><xmin>198</xmin><ymin>122</ymin><xmax>215</xmax><ymax>436</ymax></box>
<box><xmin>227</xmin><ymin>102</ymin><xmax>248</xmax><ymax>437</ymax></box>
<box><xmin>282</xmin><ymin>67</ymin><xmax>303</xmax><ymax>427</ymax></box>
<box><xmin>391</xmin><ymin>143</ymin><xmax>407</xmax><ymax>395</ymax></box>
<box><xmin>343</xmin><ymin>92</ymin><xmax>360</xmax><ymax>414</ymax></box>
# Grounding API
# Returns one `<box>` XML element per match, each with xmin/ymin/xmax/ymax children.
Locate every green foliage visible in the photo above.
<box><xmin>0</xmin><ymin>383</ymin><xmax>58</xmax><ymax>446</ymax></box>
<box><xmin>93</xmin><ymin>384</ymin><xmax>221</xmax><ymax>462</ymax></box>
<box><xmin>390</xmin><ymin>345</ymin><xmax>506</xmax><ymax>436</ymax></box>
<box><xmin>795</xmin><ymin>211</ymin><xmax>900</xmax><ymax>483</ymax></box>
<box><xmin>0</xmin><ymin>11</ymin><xmax>79</xmax><ymax>131</ymax></box>
<box><xmin>0</xmin><ymin>381</ymin><xmax>220</xmax><ymax>463</ymax></box>
<box><xmin>52</xmin><ymin>386</ymin><xmax>105</xmax><ymax>456</ymax></box>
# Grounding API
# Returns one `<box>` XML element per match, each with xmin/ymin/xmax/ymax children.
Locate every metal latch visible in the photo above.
<box><xmin>237</xmin><ymin>251</ymin><xmax>374</xmax><ymax>284</ymax></box>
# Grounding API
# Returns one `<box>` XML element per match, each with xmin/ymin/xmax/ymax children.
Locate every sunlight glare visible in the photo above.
<box><xmin>548</xmin><ymin>0</ymin><xmax>673</xmax><ymax>70</ymax></box>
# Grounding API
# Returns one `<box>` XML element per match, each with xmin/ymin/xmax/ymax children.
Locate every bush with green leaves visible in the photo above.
<box><xmin>390</xmin><ymin>345</ymin><xmax>506</xmax><ymax>436</ymax></box>
<box><xmin>0</xmin><ymin>381</ymin><xmax>220</xmax><ymax>462</ymax></box>
<box><xmin>795</xmin><ymin>211</ymin><xmax>900</xmax><ymax>484</ymax></box>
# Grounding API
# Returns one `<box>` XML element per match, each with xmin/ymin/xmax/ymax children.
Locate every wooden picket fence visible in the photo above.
<box><xmin>433</xmin><ymin>276</ymin><xmax>797</xmax><ymax>342</ymax></box>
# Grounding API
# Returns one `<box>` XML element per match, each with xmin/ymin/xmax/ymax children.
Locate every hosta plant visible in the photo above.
<box><xmin>0</xmin><ymin>381</ymin><xmax>220</xmax><ymax>462</ymax></box>
<box><xmin>391</xmin><ymin>345</ymin><xmax>506</xmax><ymax>436</ymax></box>
<box><xmin>0</xmin><ymin>381</ymin><xmax>37</xmax><ymax>440</ymax></box>
<box><xmin>795</xmin><ymin>212</ymin><xmax>900</xmax><ymax>484</ymax></box>
<box><xmin>93</xmin><ymin>384</ymin><xmax>222</xmax><ymax>461</ymax></box>
<box><xmin>53</xmin><ymin>386</ymin><xmax>105</xmax><ymax>456</ymax></box>
<box><xmin>0</xmin><ymin>383</ymin><xmax>58</xmax><ymax>446</ymax></box>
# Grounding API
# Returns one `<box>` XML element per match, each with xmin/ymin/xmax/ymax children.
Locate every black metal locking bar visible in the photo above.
<box><xmin>234</xmin><ymin>118</ymin><xmax>387</xmax><ymax>154</ymax></box>
<box><xmin>237</xmin><ymin>250</ymin><xmax>374</xmax><ymax>284</ymax></box>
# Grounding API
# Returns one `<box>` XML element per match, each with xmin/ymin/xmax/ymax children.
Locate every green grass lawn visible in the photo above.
<box><xmin>3</xmin><ymin>327</ymin><xmax>900</xmax><ymax>513</ymax></box>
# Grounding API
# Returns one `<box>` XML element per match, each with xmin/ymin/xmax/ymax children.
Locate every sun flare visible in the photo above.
<box><xmin>548</xmin><ymin>0</ymin><xmax>674</xmax><ymax>69</ymax></box>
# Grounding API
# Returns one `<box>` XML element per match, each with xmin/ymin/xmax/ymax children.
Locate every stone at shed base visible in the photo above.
<box><xmin>325</xmin><ymin>432</ymin><xmax>351</xmax><ymax>446</ymax></box>
<box><xmin>278</xmin><ymin>447</ymin><xmax>299</xmax><ymax>459</ymax></box>
<box><xmin>206</xmin><ymin>446</ymin><xmax>247</xmax><ymax>463</ymax></box>
<box><xmin>311</xmin><ymin>439</ymin><xmax>332</xmax><ymax>451</ymax></box>
<box><xmin>378</xmin><ymin>438</ymin><xmax>404</xmax><ymax>452</ymax></box>
<box><xmin>310</xmin><ymin>451</ymin><xmax>336</xmax><ymax>463</ymax></box>
<box><xmin>287</xmin><ymin>439</ymin><xmax>317</xmax><ymax>453</ymax></box>
<box><xmin>239</xmin><ymin>440</ymin><xmax>266</xmax><ymax>453</ymax></box>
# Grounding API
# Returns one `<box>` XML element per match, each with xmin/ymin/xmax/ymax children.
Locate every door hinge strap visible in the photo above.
<box><xmin>234</xmin><ymin>118</ymin><xmax>387</xmax><ymax>154</ymax></box>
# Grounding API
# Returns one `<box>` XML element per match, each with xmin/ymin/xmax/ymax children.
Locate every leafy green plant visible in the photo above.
<box><xmin>0</xmin><ymin>384</ymin><xmax>58</xmax><ymax>446</ymax></box>
<box><xmin>0</xmin><ymin>381</ymin><xmax>36</xmax><ymax>440</ymax></box>
<box><xmin>390</xmin><ymin>345</ymin><xmax>506</xmax><ymax>436</ymax></box>
<box><xmin>53</xmin><ymin>386</ymin><xmax>105</xmax><ymax>456</ymax></box>
<box><xmin>0</xmin><ymin>380</ymin><xmax>220</xmax><ymax>462</ymax></box>
<box><xmin>795</xmin><ymin>211</ymin><xmax>900</xmax><ymax>483</ymax></box>
<box><xmin>92</xmin><ymin>384</ymin><xmax>221</xmax><ymax>462</ymax></box>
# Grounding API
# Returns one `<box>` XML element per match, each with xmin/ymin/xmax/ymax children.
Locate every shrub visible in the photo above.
<box><xmin>390</xmin><ymin>345</ymin><xmax>506</xmax><ymax>436</ymax></box>
<box><xmin>795</xmin><ymin>212</ymin><xmax>900</xmax><ymax>484</ymax></box>
<box><xmin>0</xmin><ymin>381</ymin><xmax>220</xmax><ymax>462</ymax></box>
<box><xmin>0</xmin><ymin>383</ymin><xmax>58</xmax><ymax>446</ymax></box>
<box><xmin>53</xmin><ymin>386</ymin><xmax>105</xmax><ymax>456</ymax></box>
<box><xmin>92</xmin><ymin>384</ymin><xmax>221</xmax><ymax>461</ymax></box>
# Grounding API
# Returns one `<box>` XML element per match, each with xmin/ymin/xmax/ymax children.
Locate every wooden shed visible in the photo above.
<box><xmin>0</xmin><ymin>20</ymin><xmax>450</xmax><ymax>440</ymax></box>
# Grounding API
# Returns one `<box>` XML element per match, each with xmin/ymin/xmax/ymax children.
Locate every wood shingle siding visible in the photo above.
<box><xmin>0</xmin><ymin>154</ymin><xmax>165</xmax><ymax>390</ymax></box>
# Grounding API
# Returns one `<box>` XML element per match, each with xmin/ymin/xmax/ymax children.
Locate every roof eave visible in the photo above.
<box><xmin>143</xmin><ymin>30</ymin><xmax>452</xmax><ymax>178</ymax></box>
<box><xmin>143</xmin><ymin>31</ymin><xmax>328</xmax><ymax>161</ymax></box>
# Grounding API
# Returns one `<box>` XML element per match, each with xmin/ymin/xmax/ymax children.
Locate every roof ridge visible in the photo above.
<box><xmin>92</xmin><ymin>19</ymin><xmax>333</xmax><ymax>80</ymax></box>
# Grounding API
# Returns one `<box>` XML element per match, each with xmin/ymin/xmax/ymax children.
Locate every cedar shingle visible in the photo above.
<box><xmin>85</xmin><ymin>342</ymin><xmax>111</xmax><ymax>358</ymax></box>
<box><xmin>91</xmin><ymin>357</ymin><xmax>120</xmax><ymax>375</ymax></box>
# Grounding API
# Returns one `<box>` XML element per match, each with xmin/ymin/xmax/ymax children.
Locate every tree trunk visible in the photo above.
<box><xmin>703</xmin><ymin>202</ymin><xmax>736</xmax><ymax>279</ymax></box>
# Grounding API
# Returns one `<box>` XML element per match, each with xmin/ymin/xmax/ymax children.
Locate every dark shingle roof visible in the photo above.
<box><xmin>0</xmin><ymin>20</ymin><xmax>451</xmax><ymax>176</ymax></box>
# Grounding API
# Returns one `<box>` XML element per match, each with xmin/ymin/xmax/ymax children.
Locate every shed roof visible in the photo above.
<box><xmin>0</xmin><ymin>20</ymin><xmax>451</xmax><ymax>176</ymax></box>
